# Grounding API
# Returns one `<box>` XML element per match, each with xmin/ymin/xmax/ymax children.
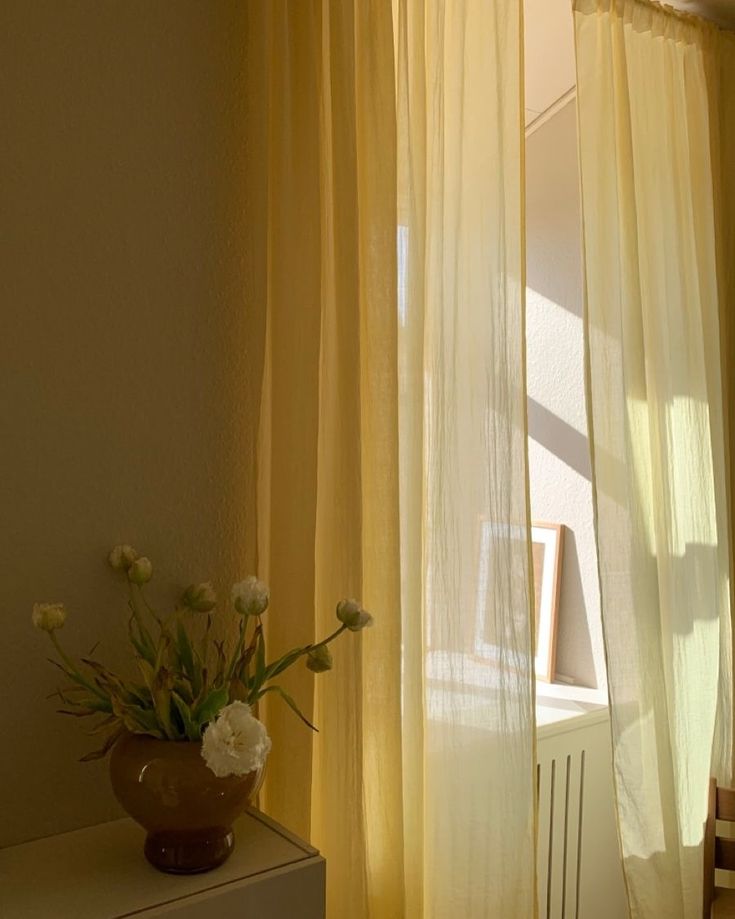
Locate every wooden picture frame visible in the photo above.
<box><xmin>531</xmin><ymin>522</ymin><xmax>564</xmax><ymax>683</ymax></box>
<box><xmin>471</xmin><ymin>520</ymin><xmax>564</xmax><ymax>683</ymax></box>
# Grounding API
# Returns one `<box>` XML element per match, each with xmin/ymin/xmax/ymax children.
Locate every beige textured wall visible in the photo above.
<box><xmin>525</xmin><ymin>100</ymin><xmax>607</xmax><ymax>689</ymax></box>
<box><xmin>0</xmin><ymin>2</ymin><xmax>263</xmax><ymax>847</ymax></box>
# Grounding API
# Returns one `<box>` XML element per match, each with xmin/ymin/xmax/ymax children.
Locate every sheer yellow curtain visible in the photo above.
<box><xmin>574</xmin><ymin>2</ymin><xmax>734</xmax><ymax>916</ymax></box>
<box><xmin>250</xmin><ymin>1</ymin><xmax>534</xmax><ymax>916</ymax></box>
<box><xmin>396</xmin><ymin>1</ymin><xmax>536</xmax><ymax>916</ymax></box>
<box><xmin>253</xmin><ymin>3</ymin><xmax>404</xmax><ymax>916</ymax></box>
<box><xmin>714</xmin><ymin>31</ymin><xmax>735</xmax><ymax>628</ymax></box>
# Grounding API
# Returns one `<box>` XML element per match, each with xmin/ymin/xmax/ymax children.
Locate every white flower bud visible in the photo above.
<box><xmin>231</xmin><ymin>577</ymin><xmax>269</xmax><ymax>617</ymax></box>
<box><xmin>128</xmin><ymin>557</ymin><xmax>153</xmax><ymax>585</ymax></box>
<box><xmin>182</xmin><ymin>582</ymin><xmax>217</xmax><ymax>612</ymax></box>
<box><xmin>32</xmin><ymin>602</ymin><xmax>67</xmax><ymax>632</ymax></box>
<box><xmin>108</xmin><ymin>545</ymin><xmax>138</xmax><ymax>571</ymax></box>
<box><xmin>336</xmin><ymin>598</ymin><xmax>373</xmax><ymax>631</ymax></box>
<box><xmin>306</xmin><ymin>645</ymin><xmax>333</xmax><ymax>673</ymax></box>
<box><xmin>201</xmin><ymin>702</ymin><xmax>271</xmax><ymax>778</ymax></box>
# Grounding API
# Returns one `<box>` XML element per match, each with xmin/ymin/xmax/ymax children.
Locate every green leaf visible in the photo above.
<box><xmin>258</xmin><ymin>685</ymin><xmax>318</xmax><ymax>732</ymax></box>
<box><xmin>58</xmin><ymin>694</ymin><xmax>112</xmax><ymax>715</ymax></box>
<box><xmin>136</xmin><ymin>658</ymin><xmax>156</xmax><ymax>691</ymax></box>
<box><xmin>172</xmin><ymin>678</ymin><xmax>193</xmax><ymax>705</ymax></box>
<box><xmin>151</xmin><ymin>667</ymin><xmax>177</xmax><ymax>739</ymax></box>
<box><xmin>193</xmin><ymin>685</ymin><xmax>229</xmax><ymax>727</ymax></box>
<box><xmin>212</xmin><ymin>640</ymin><xmax>227</xmax><ymax>685</ymax></box>
<box><xmin>255</xmin><ymin>627</ymin><xmax>266</xmax><ymax>682</ymax></box>
<box><xmin>128</xmin><ymin>619</ymin><xmax>156</xmax><ymax>666</ymax></box>
<box><xmin>111</xmin><ymin>698</ymin><xmax>165</xmax><ymax>738</ymax></box>
<box><xmin>127</xmin><ymin>595</ymin><xmax>158</xmax><ymax>657</ymax></box>
<box><xmin>199</xmin><ymin>613</ymin><xmax>213</xmax><ymax>666</ymax></box>
<box><xmin>131</xmin><ymin>659</ymin><xmax>178</xmax><ymax>739</ymax></box>
<box><xmin>175</xmin><ymin>621</ymin><xmax>202</xmax><ymax>698</ymax></box>
<box><xmin>172</xmin><ymin>691</ymin><xmax>201</xmax><ymax>741</ymax></box>
<box><xmin>233</xmin><ymin>643</ymin><xmax>256</xmax><ymax>684</ymax></box>
<box><xmin>174</xmin><ymin>621</ymin><xmax>191</xmax><ymax>671</ymax></box>
<box><xmin>153</xmin><ymin>633</ymin><xmax>171</xmax><ymax>673</ymax></box>
<box><xmin>247</xmin><ymin>626</ymin><xmax>267</xmax><ymax>697</ymax></box>
<box><xmin>126</xmin><ymin>683</ymin><xmax>152</xmax><ymax>707</ymax></box>
<box><xmin>260</xmin><ymin>645</ymin><xmax>309</xmax><ymax>684</ymax></box>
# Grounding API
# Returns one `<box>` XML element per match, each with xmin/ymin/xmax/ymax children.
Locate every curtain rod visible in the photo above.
<box><xmin>573</xmin><ymin>0</ymin><xmax>732</xmax><ymax>33</ymax></box>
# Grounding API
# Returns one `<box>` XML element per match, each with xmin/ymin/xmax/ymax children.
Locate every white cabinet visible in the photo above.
<box><xmin>0</xmin><ymin>809</ymin><xmax>325</xmax><ymax>919</ymax></box>
<box><xmin>536</xmin><ymin>686</ymin><xmax>628</xmax><ymax>919</ymax></box>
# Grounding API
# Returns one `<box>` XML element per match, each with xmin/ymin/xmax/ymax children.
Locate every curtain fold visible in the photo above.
<box><xmin>574</xmin><ymin>2</ymin><xmax>734</xmax><ymax>916</ymax></box>
<box><xmin>250</xmin><ymin>1</ymin><xmax>534</xmax><ymax>915</ymax></box>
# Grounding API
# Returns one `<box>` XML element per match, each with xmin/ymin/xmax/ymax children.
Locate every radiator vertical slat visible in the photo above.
<box><xmin>563</xmin><ymin>751</ymin><xmax>583</xmax><ymax>919</ymax></box>
<box><xmin>561</xmin><ymin>755</ymin><xmax>571</xmax><ymax>916</ymax></box>
<box><xmin>537</xmin><ymin>753</ymin><xmax>553</xmax><ymax>919</ymax></box>
<box><xmin>549</xmin><ymin>754</ymin><xmax>568</xmax><ymax>916</ymax></box>
<box><xmin>575</xmin><ymin>750</ymin><xmax>586</xmax><ymax>919</ymax></box>
<box><xmin>547</xmin><ymin>758</ymin><xmax>557</xmax><ymax>918</ymax></box>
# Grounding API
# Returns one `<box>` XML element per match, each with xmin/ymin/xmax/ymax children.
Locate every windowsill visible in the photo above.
<box><xmin>536</xmin><ymin>680</ymin><xmax>608</xmax><ymax>736</ymax></box>
<box><xmin>424</xmin><ymin>651</ymin><xmax>608</xmax><ymax>734</ymax></box>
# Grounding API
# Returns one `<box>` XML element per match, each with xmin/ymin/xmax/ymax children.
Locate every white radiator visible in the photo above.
<box><xmin>536</xmin><ymin>709</ymin><xmax>627</xmax><ymax>919</ymax></box>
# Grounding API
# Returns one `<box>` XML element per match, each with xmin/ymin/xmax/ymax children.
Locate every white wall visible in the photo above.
<box><xmin>0</xmin><ymin>1</ymin><xmax>264</xmax><ymax>847</ymax></box>
<box><xmin>525</xmin><ymin>99</ymin><xmax>607</xmax><ymax>690</ymax></box>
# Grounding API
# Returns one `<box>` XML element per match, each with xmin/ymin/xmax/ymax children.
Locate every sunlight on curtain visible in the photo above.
<box><xmin>253</xmin><ymin>4</ymin><xmax>404</xmax><ymax>917</ymax></box>
<box><xmin>252</xmin><ymin>1</ymin><xmax>534</xmax><ymax>915</ymax></box>
<box><xmin>713</xmin><ymin>36</ymin><xmax>735</xmax><ymax>766</ymax></box>
<box><xmin>574</xmin><ymin>2</ymin><xmax>734</xmax><ymax>916</ymax></box>
<box><xmin>395</xmin><ymin>1</ymin><xmax>536</xmax><ymax>916</ymax></box>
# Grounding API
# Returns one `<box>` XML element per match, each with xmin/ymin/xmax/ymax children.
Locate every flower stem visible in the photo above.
<box><xmin>225</xmin><ymin>617</ymin><xmax>247</xmax><ymax>682</ymax></box>
<box><xmin>127</xmin><ymin>582</ymin><xmax>157</xmax><ymax>655</ymax></box>
<box><xmin>255</xmin><ymin>624</ymin><xmax>348</xmax><ymax>691</ymax></box>
<box><xmin>310</xmin><ymin>624</ymin><xmax>347</xmax><ymax>651</ymax></box>
<box><xmin>200</xmin><ymin>613</ymin><xmax>212</xmax><ymax>668</ymax></box>
<box><xmin>137</xmin><ymin>585</ymin><xmax>163</xmax><ymax>628</ymax></box>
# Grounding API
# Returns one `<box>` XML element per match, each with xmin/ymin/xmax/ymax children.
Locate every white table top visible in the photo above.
<box><xmin>0</xmin><ymin>809</ymin><xmax>317</xmax><ymax>919</ymax></box>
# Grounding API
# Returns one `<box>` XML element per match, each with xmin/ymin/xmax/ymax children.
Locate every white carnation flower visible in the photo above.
<box><xmin>201</xmin><ymin>701</ymin><xmax>271</xmax><ymax>778</ymax></box>
<box><xmin>32</xmin><ymin>602</ymin><xmax>67</xmax><ymax>632</ymax></box>
<box><xmin>231</xmin><ymin>577</ymin><xmax>270</xmax><ymax>617</ymax></box>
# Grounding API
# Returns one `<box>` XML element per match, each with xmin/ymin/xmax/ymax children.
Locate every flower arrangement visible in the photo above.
<box><xmin>34</xmin><ymin>545</ymin><xmax>372</xmax><ymax>778</ymax></box>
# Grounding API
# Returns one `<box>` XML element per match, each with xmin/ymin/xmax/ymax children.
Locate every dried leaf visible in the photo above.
<box><xmin>79</xmin><ymin>726</ymin><xmax>125</xmax><ymax>762</ymax></box>
<box><xmin>85</xmin><ymin>714</ymin><xmax>119</xmax><ymax>736</ymax></box>
<box><xmin>229</xmin><ymin>677</ymin><xmax>249</xmax><ymax>703</ymax></box>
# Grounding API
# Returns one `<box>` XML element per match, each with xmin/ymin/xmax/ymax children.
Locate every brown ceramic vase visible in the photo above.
<box><xmin>110</xmin><ymin>732</ymin><xmax>261</xmax><ymax>874</ymax></box>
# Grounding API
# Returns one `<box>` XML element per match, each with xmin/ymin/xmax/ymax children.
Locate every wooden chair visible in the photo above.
<box><xmin>704</xmin><ymin>778</ymin><xmax>735</xmax><ymax>917</ymax></box>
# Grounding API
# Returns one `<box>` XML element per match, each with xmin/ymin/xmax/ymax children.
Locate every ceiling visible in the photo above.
<box><xmin>524</xmin><ymin>0</ymin><xmax>576</xmax><ymax>126</ymax></box>
<box><xmin>671</xmin><ymin>1</ymin><xmax>735</xmax><ymax>28</ymax></box>
<box><xmin>523</xmin><ymin>0</ymin><xmax>735</xmax><ymax>128</ymax></box>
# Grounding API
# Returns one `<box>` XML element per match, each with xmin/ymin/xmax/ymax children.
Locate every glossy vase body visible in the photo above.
<box><xmin>110</xmin><ymin>732</ymin><xmax>261</xmax><ymax>874</ymax></box>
